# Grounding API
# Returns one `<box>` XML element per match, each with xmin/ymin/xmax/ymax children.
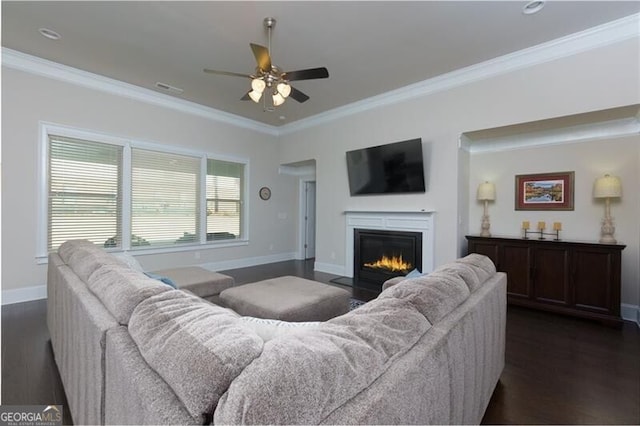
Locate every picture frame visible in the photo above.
<box><xmin>515</xmin><ymin>171</ymin><xmax>575</xmax><ymax>211</ymax></box>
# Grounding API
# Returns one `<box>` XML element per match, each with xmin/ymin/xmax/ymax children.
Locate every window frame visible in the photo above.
<box><xmin>37</xmin><ymin>122</ymin><xmax>250</xmax><ymax>263</ymax></box>
<box><xmin>206</xmin><ymin>158</ymin><xmax>245</xmax><ymax>242</ymax></box>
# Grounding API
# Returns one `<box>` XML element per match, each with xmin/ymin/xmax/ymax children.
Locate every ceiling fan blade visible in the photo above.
<box><xmin>250</xmin><ymin>43</ymin><xmax>272</xmax><ymax>72</ymax></box>
<box><xmin>289</xmin><ymin>86</ymin><xmax>310</xmax><ymax>103</ymax></box>
<box><xmin>241</xmin><ymin>92</ymin><xmax>251</xmax><ymax>101</ymax></box>
<box><xmin>204</xmin><ymin>68</ymin><xmax>252</xmax><ymax>78</ymax></box>
<box><xmin>283</xmin><ymin>67</ymin><xmax>329</xmax><ymax>81</ymax></box>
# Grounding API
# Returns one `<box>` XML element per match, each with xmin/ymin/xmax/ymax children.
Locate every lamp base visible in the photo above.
<box><xmin>599</xmin><ymin>235</ymin><xmax>617</xmax><ymax>244</ymax></box>
<box><xmin>480</xmin><ymin>214</ymin><xmax>491</xmax><ymax>237</ymax></box>
<box><xmin>599</xmin><ymin>216</ymin><xmax>617</xmax><ymax>245</ymax></box>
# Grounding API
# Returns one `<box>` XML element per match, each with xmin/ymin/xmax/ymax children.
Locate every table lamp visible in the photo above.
<box><xmin>593</xmin><ymin>174</ymin><xmax>622</xmax><ymax>244</ymax></box>
<box><xmin>477</xmin><ymin>181</ymin><xmax>496</xmax><ymax>237</ymax></box>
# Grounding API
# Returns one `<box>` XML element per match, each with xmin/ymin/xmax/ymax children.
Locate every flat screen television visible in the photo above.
<box><xmin>346</xmin><ymin>138</ymin><xmax>426</xmax><ymax>196</ymax></box>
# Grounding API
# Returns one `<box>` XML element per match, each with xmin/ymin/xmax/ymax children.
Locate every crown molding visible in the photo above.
<box><xmin>3</xmin><ymin>13</ymin><xmax>638</xmax><ymax>138</ymax></box>
<box><xmin>1</xmin><ymin>48</ymin><xmax>280</xmax><ymax>136</ymax></box>
<box><xmin>280</xmin><ymin>13</ymin><xmax>640</xmax><ymax>135</ymax></box>
<box><xmin>463</xmin><ymin>116</ymin><xmax>640</xmax><ymax>153</ymax></box>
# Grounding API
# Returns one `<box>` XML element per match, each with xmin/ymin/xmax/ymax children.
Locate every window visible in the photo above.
<box><xmin>48</xmin><ymin>135</ymin><xmax>122</xmax><ymax>250</ymax></box>
<box><xmin>42</xmin><ymin>126</ymin><xmax>248</xmax><ymax>255</ymax></box>
<box><xmin>131</xmin><ymin>149</ymin><xmax>201</xmax><ymax>247</ymax></box>
<box><xmin>206</xmin><ymin>159</ymin><xmax>244</xmax><ymax>241</ymax></box>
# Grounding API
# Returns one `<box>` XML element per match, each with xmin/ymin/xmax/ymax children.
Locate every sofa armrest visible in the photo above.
<box><xmin>105</xmin><ymin>327</ymin><xmax>197</xmax><ymax>425</ymax></box>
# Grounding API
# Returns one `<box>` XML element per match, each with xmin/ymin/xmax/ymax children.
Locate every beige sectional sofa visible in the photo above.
<box><xmin>47</xmin><ymin>240</ymin><xmax>506</xmax><ymax>425</ymax></box>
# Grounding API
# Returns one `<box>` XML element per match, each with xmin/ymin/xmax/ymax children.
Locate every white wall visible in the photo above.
<box><xmin>278</xmin><ymin>38</ymin><xmax>640</xmax><ymax>312</ymax></box>
<box><xmin>1</xmin><ymin>67</ymin><xmax>298</xmax><ymax>298</ymax></box>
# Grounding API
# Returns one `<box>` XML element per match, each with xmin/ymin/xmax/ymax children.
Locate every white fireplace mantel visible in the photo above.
<box><xmin>344</xmin><ymin>210</ymin><xmax>435</xmax><ymax>278</ymax></box>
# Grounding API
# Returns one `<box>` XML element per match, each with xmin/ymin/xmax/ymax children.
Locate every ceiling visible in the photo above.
<box><xmin>3</xmin><ymin>1</ymin><xmax>640</xmax><ymax>127</ymax></box>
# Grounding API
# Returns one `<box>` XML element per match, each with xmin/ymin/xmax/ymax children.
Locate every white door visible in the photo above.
<box><xmin>304</xmin><ymin>181</ymin><xmax>316</xmax><ymax>259</ymax></box>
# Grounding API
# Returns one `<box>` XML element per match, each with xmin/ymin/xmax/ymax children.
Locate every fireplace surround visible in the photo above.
<box><xmin>345</xmin><ymin>211</ymin><xmax>435</xmax><ymax>288</ymax></box>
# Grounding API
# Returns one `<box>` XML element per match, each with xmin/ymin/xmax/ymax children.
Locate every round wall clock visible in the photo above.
<box><xmin>259</xmin><ymin>186</ymin><xmax>272</xmax><ymax>200</ymax></box>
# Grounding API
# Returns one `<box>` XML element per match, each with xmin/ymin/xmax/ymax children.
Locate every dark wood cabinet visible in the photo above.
<box><xmin>466</xmin><ymin>235</ymin><xmax>625</xmax><ymax>327</ymax></box>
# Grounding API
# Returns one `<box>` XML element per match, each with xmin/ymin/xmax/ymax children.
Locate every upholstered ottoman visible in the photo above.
<box><xmin>219</xmin><ymin>276</ymin><xmax>350</xmax><ymax>322</ymax></box>
<box><xmin>151</xmin><ymin>266</ymin><xmax>234</xmax><ymax>303</ymax></box>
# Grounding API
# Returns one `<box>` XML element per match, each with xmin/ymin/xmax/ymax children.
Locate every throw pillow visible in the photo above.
<box><xmin>144</xmin><ymin>272</ymin><xmax>177</xmax><ymax>289</ymax></box>
<box><xmin>406</xmin><ymin>268</ymin><xmax>423</xmax><ymax>278</ymax></box>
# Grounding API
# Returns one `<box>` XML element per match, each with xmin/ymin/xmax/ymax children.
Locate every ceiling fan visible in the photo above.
<box><xmin>204</xmin><ymin>17</ymin><xmax>329</xmax><ymax>110</ymax></box>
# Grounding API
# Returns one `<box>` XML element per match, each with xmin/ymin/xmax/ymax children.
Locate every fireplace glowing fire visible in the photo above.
<box><xmin>364</xmin><ymin>254</ymin><xmax>412</xmax><ymax>272</ymax></box>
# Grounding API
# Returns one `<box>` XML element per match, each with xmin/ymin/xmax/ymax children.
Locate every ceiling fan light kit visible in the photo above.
<box><xmin>251</xmin><ymin>78</ymin><xmax>266</xmax><ymax>93</ymax></box>
<box><xmin>272</xmin><ymin>92</ymin><xmax>286</xmax><ymax>106</ymax></box>
<box><xmin>277</xmin><ymin>82</ymin><xmax>291</xmax><ymax>98</ymax></box>
<box><xmin>248</xmin><ymin>89</ymin><xmax>262</xmax><ymax>103</ymax></box>
<box><xmin>204</xmin><ymin>17</ymin><xmax>329</xmax><ymax>112</ymax></box>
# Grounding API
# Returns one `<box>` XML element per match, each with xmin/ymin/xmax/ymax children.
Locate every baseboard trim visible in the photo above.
<box><xmin>2</xmin><ymin>285</ymin><xmax>47</xmax><ymax>305</ymax></box>
<box><xmin>314</xmin><ymin>261</ymin><xmax>346</xmax><ymax>277</ymax></box>
<box><xmin>2</xmin><ymin>252</ymin><xmax>297</xmax><ymax>306</ymax></box>
<box><xmin>200</xmin><ymin>252</ymin><xmax>297</xmax><ymax>272</ymax></box>
<box><xmin>621</xmin><ymin>303</ymin><xmax>640</xmax><ymax>327</ymax></box>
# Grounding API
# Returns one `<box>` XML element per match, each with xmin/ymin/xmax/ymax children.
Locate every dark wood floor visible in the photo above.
<box><xmin>2</xmin><ymin>259</ymin><xmax>639</xmax><ymax>425</ymax></box>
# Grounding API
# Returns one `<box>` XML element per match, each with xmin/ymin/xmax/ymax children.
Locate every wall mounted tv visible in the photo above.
<box><xmin>346</xmin><ymin>138</ymin><xmax>426</xmax><ymax>196</ymax></box>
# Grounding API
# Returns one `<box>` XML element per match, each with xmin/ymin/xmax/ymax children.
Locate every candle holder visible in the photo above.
<box><xmin>522</xmin><ymin>228</ymin><xmax>561</xmax><ymax>241</ymax></box>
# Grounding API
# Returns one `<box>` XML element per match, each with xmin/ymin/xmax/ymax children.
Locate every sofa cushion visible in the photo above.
<box><xmin>112</xmin><ymin>252</ymin><xmax>145</xmax><ymax>272</ymax></box>
<box><xmin>379</xmin><ymin>271</ymin><xmax>471</xmax><ymax>324</ymax></box>
<box><xmin>58</xmin><ymin>239</ymin><xmax>121</xmax><ymax>282</ymax></box>
<box><xmin>381</xmin><ymin>275</ymin><xmax>408</xmax><ymax>291</ymax></box>
<box><xmin>87</xmin><ymin>264</ymin><xmax>171</xmax><ymax>325</ymax></box>
<box><xmin>58</xmin><ymin>239</ymin><xmax>100</xmax><ymax>264</ymax></box>
<box><xmin>382</xmin><ymin>254</ymin><xmax>495</xmax><ymax>293</ymax></box>
<box><xmin>214</xmin><ymin>295</ymin><xmax>431</xmax><ymax>424</ymax></box>
<box><xmin>129</xmin><ymin>291</ymin><xmax>264</xmax><ymax>423</ymax></box>
<box><xmin>68</xmin><ymin>250</ymin><xmax>123</xmax><ymax>283</ymax></box>
<box><xmin>239</xmin><ymin>316</ymin><xmax>321</xmax><ymax>342</ymax></box>
<box><xmin>455</xmin><ymin>253</ymin><xmax>496</xmax><ymax>283</ymax></box>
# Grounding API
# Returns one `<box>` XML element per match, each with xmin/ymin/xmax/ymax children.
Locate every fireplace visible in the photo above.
<box><xmin>354</xmin><ymin>228</ymin><xmax>422</xmax><ymax>290</ymax></box>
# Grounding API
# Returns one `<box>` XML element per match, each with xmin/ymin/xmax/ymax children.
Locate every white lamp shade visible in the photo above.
<box><xmin>593</xmin><ymin>174</ymin><xmax>622</xmax><ymax>198</ymax></box>
<box><xmin>277</xmin><ymin>82</ymin><xmax>291</xmax><ymax>98</ymax></box>
<box><xmin>248</xmin><ymin>90</ymin><xmax>262</xmax><ymax>103</ymax></box>
<box><xmin>477</xmin><ymin>182</ymin><xmax>496</xmax><ymax>201</ymax></box>
<box><xmin>251</xmin><ymin>78</ymin><xmax>266</xmax><ymax>93</ymax></box>
<box><xmin>272</xmin><ymin>92</ymin><xmax>285</xmax><ymax>106</ymax></box>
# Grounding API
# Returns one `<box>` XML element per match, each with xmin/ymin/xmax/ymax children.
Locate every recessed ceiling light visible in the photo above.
<box><xmin>522</xmin><ymin>1</ymin><xmax>545</xmax><ymax>15</ymax></box>
<box><xmin>38</xmin><ymin>28</ymin><xmax>61</xmax><ymax>40</ymax></box>
<box><xmin>279</xmin><ymin>115</ymin><xmax>286</xmax><ymax>121</ymax></box>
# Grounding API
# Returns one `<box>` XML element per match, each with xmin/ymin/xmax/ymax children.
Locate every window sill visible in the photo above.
<box><xmin>36</xmin><ymin>239</ymin><xmax>249</xmax><ymax>265</ymax></box>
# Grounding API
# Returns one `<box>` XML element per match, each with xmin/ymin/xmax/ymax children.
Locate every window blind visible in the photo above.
<box><xmin>206</xmin><ymin>159</ymin><xmax>244</xmax><ymax>240</ymax></box>
<box><xmin>131</xmin><ymin>148</ymin><xmax>201</xmax><ymax>247</ymax></box>
<box><xmin>48</xmin><ymin>135</ymin><xmax>123</xmax><ymax>250</ymax></box>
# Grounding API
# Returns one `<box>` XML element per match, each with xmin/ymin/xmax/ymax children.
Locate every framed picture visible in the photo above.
<box><xmin>515</xmin><ymin>171</ymin><xmax>575</xmax><ymax>211</ymax></box>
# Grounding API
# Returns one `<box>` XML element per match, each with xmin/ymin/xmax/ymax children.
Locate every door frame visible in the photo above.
<box><xmin>297</xmin><ymin>178</ymin><xmax>316</xmax><ymax>260</ymax></box>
